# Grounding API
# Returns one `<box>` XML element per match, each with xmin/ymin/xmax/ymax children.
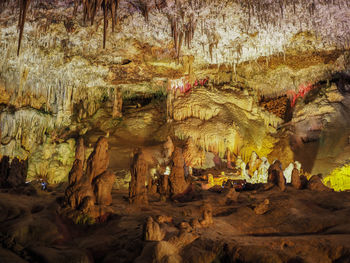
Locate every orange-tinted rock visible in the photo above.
<box><xmin>200</xmin><ymin>203</ymin><xmax>213</xmax><ymax>227</ymax></box>
<box><xmin>224</xmin><ymin>188</ymin><xmax>240</xmax><ymax>204</ymax></box>
<box><xmin>112</xmin><ymin>88</ymin><xmax>123</xmax><ymax>118</ymax></box>
<box><xmin>93</xmin><ymin>171</ymin><xmax>115</xmax><ymax>206</ymax></box>
<box><xmin>291</xmin><ymin>168</ymin><xmax>302</xmax><ymax>189</ymax></box>
<box><xmin>307</xmin><ymin>175</ymin><xmax>333</xmax><ymax>192</ymax></box>
<box><xmin>68</xmin><ymin>138</ymin><xmax>85</xmax><ymax>186</ymax></box>
<box><xmin>0</xmin><ymin>80</ymin><xmax>10</xmax><ymax>105</ymax></box>
<box><xmin>226</xmin><ymin>150</ymin><xmax>234</xmax><ymax>169</ymax></box>
<box><xmin>85</xmin><ymin>137</ymin><xmax>109</xmax><ymax>183</ymax></box>
<box><xmin>156</xmin><ymin>215</ymin><xmax>173</xmax><ymax>224</ymax></box>
<box><xmin>143</xmin><ymin>216</ymin><xmax>165</xmax><ymax>241</ymax></box>
<box><xmin>169</xmin><ymin>147</ymin><xmax>189</xmax><ymax>196</ymax></box>
<box><xmin>159</xmin><ymin>173</ymin><xmax>169</xmax><ymax>199</ymax></box>
<box><xmin>163</xmin><ymin>136</ymin><xmax>175</xmax><ymax>160</ymax></box>
<box><xmin>254</xmin><ymin>199</ymin><xmax>270</xmax><ymax>215</ymax></box>
<box><xmin>183</xmin><ymin>138</ymin><xmax>204</xmax><ymax>168</ymax></box>
<box><xmin>129</xmin><ymin>149</ymin><xmax>149</xmax><ymax>205</ymax></box>
<box><xmin>64</xmin><ymin>136</ymin><xmax>114</xmax><ymax>219</ymax></box>
<box><xmin>268</xmin><ymin>160</ymin><xmax>286</xmax><ymax>191</ymax></box>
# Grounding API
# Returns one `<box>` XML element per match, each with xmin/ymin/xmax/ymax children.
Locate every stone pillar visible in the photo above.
<box><xmin>112</xmin><ymin>88</ymin><xmax>122</xmax><ymax>118</ymax></box>
<box><xmin>169</xmin><ymin>147</ymin><xmax>189</xmax><ymax>196</ymax></box>
<box><xmin>129</xmin><ymin>149</ymin><xmax>148</xmax><ymax>205</ymax></box>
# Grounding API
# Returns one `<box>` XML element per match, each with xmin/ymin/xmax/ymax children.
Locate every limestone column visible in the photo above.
<box><xmin>112</xmin><ymin>88</ymin><xmax>122</xmax><ymax>118</ymax></box>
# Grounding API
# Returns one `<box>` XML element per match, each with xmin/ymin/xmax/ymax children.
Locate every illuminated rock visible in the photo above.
<box><xmin>254</xmin><ymin>199</ymin><xmax>270</xmax><ymax>215</ymax></box>
<box><xmin>169</xmin><ymin>147</ymin><xmax>189</xmax><ymax>196</ymax></box>
<box><xmin>308</xmin><ymin>175</ymin><xmax>333</xmax><ymax>192</ymax></box>
<box><xmin>324</xmin><ymin>165</ymin><xmax>350</xmax><ymax>191</ymax></box>
<box><xmin>291</xmin><ymin>168</ymin><xmax>303</xmax><ymax>190</ymax></box>
<box><xmin>112</xmin><ymin>88</ymin><xmax>123</xmax><ymax>118</ymax></box>
<box><xmin>268</xmin><ymin>160</ymin><xmax>286</xmax><ymax>191</ymax></box>
<box><xmin>129</xmin><ymin>149</ymin><xmax>149</xmax><ymax>205</ymax></box>
<box><xmin>64</xmin><ymin>136</ymin><xmax>114</xmax><ymax>220</ymax></box>
<box><xmin>248</xmin><ymin>151</ymin><xmax>262</xmax><ymax>176</ymax></box>
<box><xmin>257</xmin><ymin>157</ymin><xmax>270</xmax><ymax>183</ymax></box>
<box><xmin>200</xmin><ymin>203</ymin><xmax>213</xmax><ymax>227</ymax></box>
<box><xmin>183</xmin><ymin>137</ymin><xmax>205</xmax><ymax>168</ymax></box>
<box><xmin>143</xmin><ymin>216</ymin><xmax>165</xmax><ymax>241</ymax></box>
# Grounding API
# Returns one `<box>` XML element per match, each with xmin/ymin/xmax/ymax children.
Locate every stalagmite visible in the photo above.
<box><xmin>63</xmin><ymin>136</ymin><xmax>114</xmax><ymax>220</ymax></box>
<box><xmin>129</xmin><ymin>149</ymin><xmax>149</xmax><ymax>205</ymax></box>
<box><xmin>112</xmin><ymin>88</ymin><xmax>123</xmax><ymax>118</ymax></box>
<box><xmin>268</xmin><ymin>160</ymin><xmax>286</xmax><ymax>191</ymax></box>
<box><xmin>169</xmin><ymin>147</ymin><xmax>189</xmax><ymax>197</ymax></box>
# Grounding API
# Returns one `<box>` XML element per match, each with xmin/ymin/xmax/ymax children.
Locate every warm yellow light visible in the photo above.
<box><xmin>323</xmin><ymin>165</ymin><xmax>350</xmax><ymax>192</ymax></box>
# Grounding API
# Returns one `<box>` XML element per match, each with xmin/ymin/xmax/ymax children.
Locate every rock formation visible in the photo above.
<box><xmin>183</xmin><ymin>138</ymin><xmax>205</xmax><ymax>168</ymax></box>
<box><xmin>64</xmin><ymin>136</ymin><xmax>115</xmax><ymax>221</ymax></box>
<box><xmin>163</xmin><ymin>136</ymin><xmax>175</xmax><ymax>161</ymax></box>
<box><xmin>226</xmin><ymin>150</ymin><xmax>234</xmax><ymax>169</ymax></box>
<box><xmin>291</xmin><ymin>168</ymin><xmax>302</xmax><ymax>189</ymax></box>
<box><xmin>93</xmin><ymin>171</ymin><xmax>115</xmax><ymax>206</ymax></box>
<box><xmin>222</xmin><ymin>188</ymin><xmax>240</xmax><ymax>205</ymax></box>
<box><xmin>143</xmin><ymin>216</ymin><xmax>166</xmax><ymax>242</ymax></box>
<box><xmin>307</xmin><ymin>175</ymin><xmax>333</xmax><ymax>192</ymax></box>
<box><xmin>169</xmin><ymin>147</ymin><xmax>189</xmax><ymax>197</ymax></box>
<box><xmin>0</xmin><ymin>156</ymin><xmax>27</xmax><ymax>188</ymax></box>
<box><xmin>268</xmin><ymin>160</ymin><xmax>286</xmax><ymax>191</ymax></box>
<box><xmin>129</xmin><ymin>149</ymin><xmax>149</xmax><ymax>205</ymax></box>
<box><xmin>254</xmin><ymin>199</ymin><xmax>270</xmax><ymax>215</ymax></box>
<box><xmin>112</xmin><ymin>88</ymin><xmax>123</xmax><ymax>118</ymax></box>
<box><xmin>199</xmin><ymin>203</ymin><xmax>213</xmax><ymax>227</ymax></box>
<box><xmin>248</xmin><ymin>151</ymin><xmax>262</xmax><ymax>176</ymax></box>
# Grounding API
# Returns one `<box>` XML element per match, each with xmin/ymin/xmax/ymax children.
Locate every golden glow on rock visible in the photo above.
<box><xmin>324</xmin><ymin>165</ymin><xmax>350</xmax><ymax>192</ymax></box>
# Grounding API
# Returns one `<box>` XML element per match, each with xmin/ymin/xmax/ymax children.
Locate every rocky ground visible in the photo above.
<box><xmin>1</xmin><ymin>183</ymin><xmax>350</xmax><ymax>263</ymax></box>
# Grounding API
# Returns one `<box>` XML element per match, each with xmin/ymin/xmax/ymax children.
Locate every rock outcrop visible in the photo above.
<box><xmin>291</xmin><ymin>168</ymin><xmax>302</xmax><ymax>189</ymax></box>
<box><xmin>199</xmin><ymin>203</ymin><xmax>214</xmax><ymax>227</ymax></box>
<box><xmin>64</xmin><ymin>136</ymin><xmax>115</xmax><ymax>221</ymax></box>
<box><xmin>169</xmin><ymin>147</ymin><xmax>189</xmax><ymax>197</ymax></box>
<box><xmin>183</xmin><ymin>138</ymin><xmax>205</xmax><ymax>168</ymax></box>
<box><xmin>143</xmin><ymin>216</ymin><xmax>166</xmax><ymax>242</ymax></box>
<box><xmin>268</xmin><ymin>160</ymin><xmax>286</xmax><ymax>191</ymax></box>
<box><xmin>223</xmin><ymin>188</ymin><xmax>240</xmax><ymax>205</ymax></box>
<box><xmin>0</xmin><ymin>156</ymin><xmax>27</xmax><ymax>188</ymax></box>
<box><xmin>112</xmin><ymin>88</ymin><xmax>123</xmax><ymax>119</ymax></box>
<box><xmin>129</xmin><ymin>149</ymin><xmax>149</xmax><ymax>205</ymax></box>
<box><xmin>254</xmin><ymin>199</ymin><xmax>270</xmax><ymax>215</ymax></box>
<box><xmin>308</xmin><ymin>175</ymin><xmax>333</xmax><ymax>192</ymax></box>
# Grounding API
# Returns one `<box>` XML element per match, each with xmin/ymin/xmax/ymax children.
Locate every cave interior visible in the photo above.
<box><xmin>1</xmin><ymin>0</ymin><xmax>350</xmax><ymax>262</ymax></box>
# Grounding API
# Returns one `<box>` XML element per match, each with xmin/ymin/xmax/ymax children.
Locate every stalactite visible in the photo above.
<box><xmin>17</xmin><ymin>0</ymin><xmax>31</xmax><ymax>56</ymax></box>
<box><xmin>74</xmin><ymin>0</ymin><xmax>119</xmax><ymax>48</ymax></box>
<box><xmin>103</xmin><ymin>0</ymin><xmax>107</xmax><ymax>49</ymax></box>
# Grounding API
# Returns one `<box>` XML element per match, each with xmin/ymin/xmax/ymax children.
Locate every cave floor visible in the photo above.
<box><xmin>1</xmin><ymin>185</ymin><xmax>350</xmax><ymax>263</ymax></box>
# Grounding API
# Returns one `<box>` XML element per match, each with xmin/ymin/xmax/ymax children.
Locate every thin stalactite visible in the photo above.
<box><xmin>17</xmin><ymin>0</ymin><xmax>31</xmax><ymax>56</ymax></box>
<box><xmin>75</xmin><ymin>0</ymin><xmax>119</xmax><ymax>48</ymax></box>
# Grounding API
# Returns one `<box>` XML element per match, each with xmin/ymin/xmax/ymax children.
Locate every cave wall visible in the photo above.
<box><xmin>0</xmin><ymin>0</ymin><xmax>350</xmax><ymax>182</ymax></box>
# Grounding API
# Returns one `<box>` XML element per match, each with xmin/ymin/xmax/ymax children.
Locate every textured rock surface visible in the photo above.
<box><xmin>291</xmin><ymin>168</ymin><xmax>302</xmax><ymax>189</ymax></box>
<box><xmin>64</xmin><ymin>136</ymin><xmax>114</xmax><ymax>220</ymax></box>
<box><xmin>143</xmin><ymin>216</ymin><xmax>165</xmax><ymax>242</ymax></box>
<box><xmin>308</xmin><ymin>175</ymin><xmax>333</xmax><ymax>192</ymax></box>
<box><xmin>254</xmin><ymin>199</ymin><xmax>270</xmax><ymax>215</ymax></box>
<box><xmin>268</xmin><ymin>160</ymin><xmax>286</xmax><ymax>191</ymax></box>
<box><xmin>129</xmin><ymin>149</ymin><xmax>149</xmax><ymax>205</ymax></box>
<box><xmin>0</xmin><ymin>156</ymin><xmax>27</xmax><ymax>188</ymax></box>
<box><xmin>93</xmin><ymin>171</ymin><xmax>115</xmax><ymax>206</ymax></box>
<box><xmin>0</xmin><ymin>0</ymin><xmax>349</xmax><ymax>174</ymax></box>
<box><xmin>169</xmin><ymin>147</ymin><xmax>188</xmax><ymax>196</ymax></box>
